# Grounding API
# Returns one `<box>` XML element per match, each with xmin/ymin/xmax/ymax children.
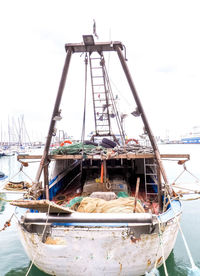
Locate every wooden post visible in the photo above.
<box><xmin>157</xmin><ymin>166</ymin><xmax>162</xmax><ymax>212</ymax></box>
<box><xmin>100</xmin><ymin>162</ymin><xmax>104</xmax><ymax>183</ymax></box>
<box><xmin>134</xmin><ymin>177</ymin><xmax>140</xmax><ymax>213</ymax></box>
<box><xmin>35</xmin><ymin>47</ymin><xmax>72</xmax><ymax>183</ymax></box>
<box><xmin>103</xmin><ymin>160</ymin><xmax>107</xmax><ymax>183</ymax></box>
<box><xmin>43</xmin><ymin>162</ymin><xmax>49</xmax><ymax>200</ymax></box>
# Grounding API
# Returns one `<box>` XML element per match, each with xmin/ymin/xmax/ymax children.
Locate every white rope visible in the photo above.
<box><xmin>145</xmin><ymin>241</ymin><xmax>160</xmax><ymax>275</ymax></box>
<box><xmin>157</xmin><ymin>218</ymin><xmax>168</xmax><ymax>276</ymax></box>
<box><xmin>8</xmin><ymin>164</ymin><xmax>34</xmax><ymax>183</ymax></box>
<box><xmin>166</xmin><ymin>195</ymin><xmax>198</xmax><ymax>271</ymax></box>
<box><xmin>173</xmin><ymin>164</ymin><xmax>200</xmax><ymax>186</ymax></box>
<box><xmin>25</xmin><ymin>202</ymin><xmax>51</xmax><ymax>276</ymax></box>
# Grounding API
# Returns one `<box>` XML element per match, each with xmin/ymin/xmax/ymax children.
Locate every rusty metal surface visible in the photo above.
<box><xmin>65</xmin><ymin>41</ymin><xmax>123</xmax><ymax>53</ymax></box>
<box><xmin>17</xmin><ymin>153</ymin><xmax>190</xmax><ymax>160</ymax></box>
<box><xmin>18</xmin><ymin>212</ymin><xmax>181</xmax><ymax>276</ymax></box>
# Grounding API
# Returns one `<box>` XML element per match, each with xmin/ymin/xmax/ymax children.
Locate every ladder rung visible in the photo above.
<box><xmin>94</xmin><ymin>99</ymin><xmax>106</xmax><ymax>102</ymax></box>
<box><xmin>94</xmin><ymin>92</ymin><xmax>105</xmax><ymax>94</ymax></box>
<box><xmin>146</xmin><ymin>183</ymin><xmax>158</xmax><ymax>185</ymax></box>
<box><xmin>94</xmin><ymin>106</ymin><xmax>107</xmax><ymax>109</ymax></box>
<box><xmin>91</xmin><ymin>67</ymin><xmax>102</xmax><ymax>69</ymax></box>
<box><xmin>95</xmin><ymin>112</ymin><xmax>109</xmax><ymax>115</ymax></box>
<box><xmin>92</xmin><ymin>76</ymin><xmax>104</xmax><ymax>78</ymax></box>
<box><xmin>93</xmin><ymin>84</ymin><xmax>104</xmax><ymax>86</ymax></box>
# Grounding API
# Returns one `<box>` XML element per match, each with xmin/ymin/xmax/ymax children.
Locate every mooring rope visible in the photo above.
<box><xmin>25</xmin><ymin>201</ymin><xmax>51</xmax><ymax>276</ymax></box>
<box><xmin>0</xmin><ymin>211</ymin><xmax>15</xmax><ymax>232</ymax></box>
<box><xmin>166</xmin><ymin>194</ymin><xmax>200</xmax><ymax>273</ymax></box>
<box><xmin>158</xmin><ymin>218</ymin><xmax>168</xmax><ymax>276</ymax></box>
<box><xmin>145</xmin><ymin>240</ymin><xmax>160</xmax><ymax>275</ymax></box>
<box><xmin>173</xmin><ymin>164</ymin><xmax>200</xmax><ymax>186</ymax></box>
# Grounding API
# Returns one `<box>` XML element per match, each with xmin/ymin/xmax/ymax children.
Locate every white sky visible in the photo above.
<box><xmin>0</xmin><ymin>0</ymin><xmax>200</xmax><ymax>141</ymax></box>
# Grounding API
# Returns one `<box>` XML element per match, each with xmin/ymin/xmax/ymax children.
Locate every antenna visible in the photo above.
<box><xmin>93</xmin><ymin>19</ymin><xmax>99</xmax><ymax>39</ymax></box>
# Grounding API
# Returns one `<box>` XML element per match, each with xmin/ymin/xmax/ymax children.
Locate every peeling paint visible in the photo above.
<box><xmin>119</xmin><ymin>262</ymin><xmax>122</xmax><ymax>272</ymax></box>
<box><xmin>157</xmin><ymin>256</ymin><xmax>163</xmax><ymax>264</ymax></box>
<box><xmin>45</xmin><ymin>237</ymin><xmax>67</xmax><ymax>245</ymax></box>
<box><xmin>17</xmin><ymin>214</ymin><xmax>181</xmax><ymax>276</ymax></box>
<box><xmin>147</xmin><ymin>259</ymin><xmax>151</xmax><ymax>267</ymax></box>
<box><xmin>130</xmin><ymin>235</ymin><xmax>140</xmax><ymax>243</ymax></box>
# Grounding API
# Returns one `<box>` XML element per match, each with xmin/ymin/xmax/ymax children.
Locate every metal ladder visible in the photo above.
<box><xmin>89</xmin><ymin>53</ymin><xmax>111</xmax><ymax>136</ymax></box>
<box><xmin>88</xmin><ymin>52</ymin><xmax>125</xmax><ymax>143</ymax></box>
<box><xmin>144</xmin><ymin>159</ymin><xmax>158</xmax><ymax>199</ymax></box>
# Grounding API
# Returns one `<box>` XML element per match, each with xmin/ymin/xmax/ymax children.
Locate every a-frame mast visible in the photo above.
<box><xmin>34</xmin><ymin>37</ymin><xmax>168</xmax><ymax>202</ymax></box>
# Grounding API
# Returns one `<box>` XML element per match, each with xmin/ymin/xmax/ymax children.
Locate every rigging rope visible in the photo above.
<box><xmin>145</xmin><ymin>238</ymin><xmax>160</xmax><ymax>275</ymax></box>
<box><xmin>8</xmin><ymin>164</ymin><xmax>34</xmax><ymax>183</ymax></box>
<box><xmin>81</xmin><ymin>53</ymin><xmax>88</xmax><ymax>144</ymax></box>
<box><xmin>80</xmin><ymin>53</ymin><xmax>88</xmax><ymax>173</ymax></box>
<box><xmin>171</xmin><ymin>163</ymin><xmax>200</xmax><ymax>186</ymax></box>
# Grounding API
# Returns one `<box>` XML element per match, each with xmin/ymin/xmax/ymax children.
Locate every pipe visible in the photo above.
<box><xmin>22</xmin><ymin>212</ymin><xmax>153</xmax><ymax>224</ymax></box>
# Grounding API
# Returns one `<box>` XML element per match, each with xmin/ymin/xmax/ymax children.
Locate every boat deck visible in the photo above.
<box><xmin>17</xmin><ymin>153</ymin><xmax>190</xmax><ymax>161</ymax></box>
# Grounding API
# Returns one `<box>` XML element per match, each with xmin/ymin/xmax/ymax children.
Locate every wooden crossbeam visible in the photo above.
<box><xmin>17</xmin><ymin>153</ymin><xmax>190</xmax><ymax>161</ymax></box>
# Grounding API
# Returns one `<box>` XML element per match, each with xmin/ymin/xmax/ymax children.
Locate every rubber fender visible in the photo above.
<box><xmin>100</xmin><ymin>142</ymin><xmax>113</xmax><ymax>148</ymax></box>
<box><xmin>84</xmin><ymin>140</ymin><xmax>98</xmax><ymax>146</ymax></box>
<box><xmin>102</xmin><ymin>138</ymin><xmax>116</xmax><ymax>148</ymax></box>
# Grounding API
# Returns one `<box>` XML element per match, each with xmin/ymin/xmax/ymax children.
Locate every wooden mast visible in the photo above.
<box><xmin>33</xmin><ymin>39</ymin><xmax>170</xmax><ymax>203</ymax></box>
<box><xmin>34</xmin><ymin>47</ymin><xmax>73</xmax><ymax>196</ymax></box>
<box><xmin>116</xmin><ymin>45</ymin><xmax>170</xmax><ymax>204</ymax></box>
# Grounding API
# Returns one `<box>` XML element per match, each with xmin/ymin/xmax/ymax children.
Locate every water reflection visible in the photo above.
<box><xmin>0</xmin><ymin>146</ymin><xmax>200</xmax><ymax>275</ymax></box>
<box><xmin>5</xmin><ymin>264</ymin><xmax>50</xmax><ymax>276</ymax></box>
<box><xmin>0</xmin><ymin>193</ymin><xmax>6</xmax><ymax>213</ymax></box>
<box><xmin>159</xmin><ymin>250</ymin><xmax>188</xmax><ymax>276</ymax></box>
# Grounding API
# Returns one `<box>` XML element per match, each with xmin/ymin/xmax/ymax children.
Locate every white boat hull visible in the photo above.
<box><xmin>18</xmin><ymin>213</ymin><xmax>180</xmax><ymax>276</ymax></box>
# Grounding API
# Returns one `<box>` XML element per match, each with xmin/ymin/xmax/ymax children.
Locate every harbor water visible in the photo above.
<box><xmin>0</xmin><ymin>144</ymin><xmax>200</xmax><ymax>276</ymax></box>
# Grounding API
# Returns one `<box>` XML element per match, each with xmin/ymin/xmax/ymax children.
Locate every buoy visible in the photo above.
<box><xmin>125</xmin><ymin>138</ymin><xmax>139</xmax><ymax>145</ymax></box>
<box><xmin>60</xmin><ymin>140</ymin><xmax>72</xmax><ymax>146</ymax></box>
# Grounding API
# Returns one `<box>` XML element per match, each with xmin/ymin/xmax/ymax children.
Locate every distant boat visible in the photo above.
<box><xmin>0</xmin><ymin>171</ymin><xmax>7</xmax><ymax>181</ymax></box>
<box><xmin>0</xmin><ymin>171</ymin><xmax>8</xmax><ymax>191</ymax></box>
<box><xmin>12</xmin><ymin>35</ymin><xmax>190</xmax><ymax>276</ymax></box>
<box><xmin>0</xmin><ymin>149</ymin><xmax>5</xmax><ymax>157</ymax></box>
<box><xmin>181</xmin><ymin>126</ymin><xmax>200</xmax><ymax>144</ymax></box>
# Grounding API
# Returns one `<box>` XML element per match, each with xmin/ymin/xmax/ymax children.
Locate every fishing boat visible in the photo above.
<box><xmin>0</xmin><ymin>171</ymin><xmax>8</xmax><ymax>192</ymax></box>
<box><xmin>0</xmin><ymin>171</ymin><xmax>8</xmax><ymax>181</ymax></box>
<box><xmin>13</xmin><ymin>35</ymin><xmax>190</xmax><ymax>276</ymax></box>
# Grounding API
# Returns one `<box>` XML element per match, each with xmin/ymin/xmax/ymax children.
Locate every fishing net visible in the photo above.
<box><xmin>67</xmin><ymin>196</ymin><xmax>84</xmax><ymax>208</ymax></box>
<box><xmin>50</xmin><ymin>142</ymin><xmax>107</xmax><ymax>156</ymax></box>
<box><xmin>71</xmin><ymin>197</ymin><xmax>145</xmax><ymax>213</ymax></box>
<box><xmin>117</xmin><ymin>191</ymin><xmax>129</xmax><ymax>198</ymax></box>
<box><xmin>51</xmin><ymin>142</ymin><xmax>154</xmax><ymax>156</ymax></box>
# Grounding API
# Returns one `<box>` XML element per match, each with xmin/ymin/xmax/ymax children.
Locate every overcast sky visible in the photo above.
<box><xmin>0</xmin><ymin>0</ymin><xmax>200</xmax><ymax>141</ymax></box>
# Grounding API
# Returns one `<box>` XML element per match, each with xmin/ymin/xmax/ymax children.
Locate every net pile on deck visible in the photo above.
<box><xmin>51</xmin><ymin>142</ymin><xmax>153</xmax><ymax>157</ymax></box>
<box><xmin>70</xmin><ymin>197</ymin><xmax>145</xmax><ymax>213</ymax></box>
<box><xmin>11</xmin><ymin>197</ymin><xmax>145</xmax><ymax>214</ymax></box>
